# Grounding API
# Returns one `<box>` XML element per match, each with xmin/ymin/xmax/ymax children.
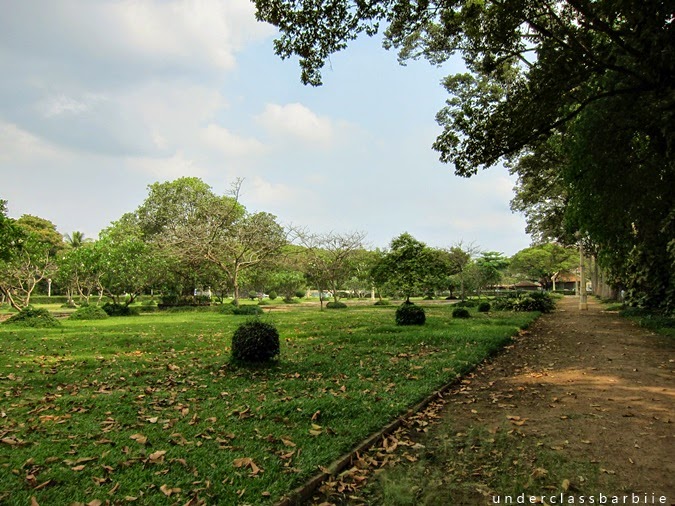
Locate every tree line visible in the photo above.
<box><xmin>1</xmin><ymin>178</ymin><xmax>580</xmax><ymax>311</ymax></box>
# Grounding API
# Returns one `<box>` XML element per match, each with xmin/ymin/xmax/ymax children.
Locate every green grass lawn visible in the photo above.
<box><xmin>0</xmin><ymin>304</ymin><xmax>539</xmax><ymax>505</ymax></box>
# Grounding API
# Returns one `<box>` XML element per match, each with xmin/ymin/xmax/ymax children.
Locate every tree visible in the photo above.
<box><xmin>371</xmin><ymin>233</ymin><xmax>443</xmax><ymax>303</ymax></box>
<box><xmin>510</xmin><ymin>243</ymin><xmax>578</xmax><ymax>290</ymax></box>
<box><xmin>474</xmin><ymin>251</ymin><xmax>509</xmax><ymax>295</ymax></box>
<box><xmin>254</xmin><ymin>1</ymin><xmax>675</xmax><ymax>310</ymax></box>
<box><xmin>64</xmin><ymin>231</ymin><xmax>91</xmax><ymax>249</ymax></box>
<box><xmin>204</xmin><ymin>211</ymin><xmax>287</xmax><ymax>304</ymax></box>
<box><xmin>270</xmin><ymin>270</ymin><xmax>306</xmax><ymax>302</ymax></box>
<box><xmin>133</xmin><ymin>178</ymin><xmax>287</xmax><ymax>305</ymax></box>
<box><xmin>0</xmin><ymin>200</ymin><xmax>23</xmax><ymax>263</ymax></box>
<box><xmin>95</xmin><ymin>219</ymin><xmax>166</xmax><ymax>306</ymax></box>
<box><xmin>0</xmin><ymin>215</ymin><xmax>63</xmax><ymax>309</ymax></box>
<box><xmin>298</xmin><ymin>230</ymin><xmax>366</xmax><ymax>308</ymax></box>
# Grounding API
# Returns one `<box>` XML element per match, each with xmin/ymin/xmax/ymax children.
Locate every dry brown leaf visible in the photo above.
<box><xmin>71</xmin><ymin>465</ymin><xmax>86</xmax><ymax>472</ymax></box>
<box><xmin>531</xmin><ymin>468</ymin><xmax>548</xmax><ymax>479</ymax></box>
<box><xmin>30</xmin><ymin>497</ymin><xmax>39</xmax><ymax>506</ymax></box>
<box><xmin>562</xmin><ymin>479</ymin><xmax>570</xmax><ymax>491</ymax></box>
<box><xmin>148</xmin><ymin>450</ymin><xmax>167</xmax><ymax>463</ymax></box>
<box><xmin>130</xmin><ymin>434</ymin><xmax>148</xmax><ymax>445</ymax></box>
<box><xmin>159</xmin><ymin>484</ymin><xmax>181</xmax><ymax>496</ymax></box>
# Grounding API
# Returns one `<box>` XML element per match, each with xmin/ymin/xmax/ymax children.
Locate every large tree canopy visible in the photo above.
<box><xmin>255</xmin><ymin>0</ymin><xmax>674</xmax><ymax>310</ymax></box>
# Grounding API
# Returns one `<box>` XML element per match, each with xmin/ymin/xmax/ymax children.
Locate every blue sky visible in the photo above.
<box><xmin>0</xmin><ymin>0</ymin><xmax>531</xmax><ymax>255</ymax></box>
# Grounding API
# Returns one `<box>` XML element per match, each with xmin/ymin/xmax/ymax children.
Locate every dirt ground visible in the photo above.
<box><xmin>308</xmin><ymin>296</ymin><xmax>674</xmax><ymax>505</ymax></box>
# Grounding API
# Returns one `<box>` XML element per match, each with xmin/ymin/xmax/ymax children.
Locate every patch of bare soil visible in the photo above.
<box><xmin>308</xmin><ymin>297</ymin><xmax>674</xmax><ymax>505</ymax></box>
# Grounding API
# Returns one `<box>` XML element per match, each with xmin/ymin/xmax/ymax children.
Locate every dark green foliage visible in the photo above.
<box><xmin>268</xmin><ymin>291</ymin><xmax>278</xmax><ymax>301</ymax></box>
<box><xmin>492</xmin><ymin>292</ymin><xmax>556</xmax><ymax>313</ymax></box>
<box><xmin>69</xmin><ymin>305</ymin><xmax>109</xmax><ymax>320</ymax></box>
<box><xmin>478</xmin><ymin>302</ymin><xmax>491</xmax><ymax>313</ymax></box>
<box><xmin>326</xmin><ymin>301</ymin><xmax>347</xmax><ymax>309</ymax></box>
<box><xmin>374</xmin><ymin>299</ymin><xmax>391</xmax><ymax>306</ymax></box>
<box><xmin>248</xmin><ymin>291</ymin><xmax>258</xmax><ymax>300</ymax></box>
<box><xmin>101</xmin><ymin>303</ymin><xmax>139</xmax><ymax>317</ymax></box>
<box><xmin>395</xmin><ymin>303</ymin><xmax>426</xmax><ymax>326</ymax></box>
<box><xmin>257</xmin><ymin>299</ymin><xmax>272</xmax><ymax>306</ymax></box>
<box><xmin>160</xmin><ymin>294</ymin><xmax>211</xmax><ymax>308</ymax></box>
<box><xmin>233</xmin><ymin>305</ymin><xmax>264</xmax><ymax>316</ymax></box>
<box><xmin>231</xmin><ymin>320</ymin><xmax>280</xmax><ymax>363</ymax></box>
<box><xmin>218</xmin><ymin>304</ymin><xmax>236</xmax><ymax>315</ymax></box>
<box><xmin>3</xmin><ymin>307</ymin><xmax>61</xmax><ymax>328</ymax></box>
<box><xmin>455</xmin><ymin>300</ymin><xmax>478</xmax><ymax>308</ymax></box>
<box><xmin>452</xmin><ymin>308</ymin><xmax>471</xmax><ymax>319</ymax></box>
<box><xmin>294</xmin><ymin>290</ymin><xmax>306</xmax><ymax>299</ymax></box>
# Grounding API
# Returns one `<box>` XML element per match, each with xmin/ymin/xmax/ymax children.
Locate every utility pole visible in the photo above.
<box><xmin>579</xmin><ymin>246</ymin><xmax>588</xmax><ymax>310</ymax></box>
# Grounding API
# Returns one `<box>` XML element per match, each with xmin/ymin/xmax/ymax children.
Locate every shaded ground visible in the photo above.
<box><xmin>309</xmin><ymin>297</ymin><xmax>674</xmax><ymax>505</ymax></box>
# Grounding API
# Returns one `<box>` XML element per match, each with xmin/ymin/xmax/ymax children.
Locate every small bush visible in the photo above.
<box><xmin>258</xmin><ymin>299</ymin><xmax>272</xmax><ymax>306</ymax></box>
<box><xmin>3</xmin><ymin>307</ymin><xmax>61</xmax><ymax>328</ymax></box>
<box><xmin>101</xmin><ymin>303</ymin><xmax>139</xmax><ymax>317</ymax></box>
<box><xmin>477</xmin><ymin>302</ymin><xmax>491</xmax><ymax>313</ymax></box>
<box><xmin>395</xmin><ymin>303</ymin><xmax>426</xmax><ymax>326</ymax></box>
<box><xmin>69</xmin><ymin>305</ymin><xmax>109</xmax><ymax>320</ymax></box>
<box><xmin>374</xmin><ymin>299</ymin><xmax>391</xmax><ymax>306</ymax></box>
<box><xmin>492</xmin><ymin>291</ymin><xmax>556</xmax><ymax>313</ymax></box>
<box><xmin>295</xmin><ymin>290</ymin><xmax>306</xmax><ymax>299</ymax></box>
<box><xmin>233</xmin><ymin>305</ymin><xmax>264</xmax><ymax>316</ymax></box>
<box><xmin>231</xmin><ymin>320</ymin><xmax>280</xmax><ymax>363</ymax></box>
<box><xmin>326</xmin><ymin>301</ymin><xmax>347</xmax><ymax>309</ymax></box>
<box><xmin>452</xmin><ymin>307</ymin><xmax>471</xmax><ymax>318</ymax></box>
<box><xmin>268</xmin><ymin>291</ymin><xmax>278</xmax><ymax>301</ymax></box>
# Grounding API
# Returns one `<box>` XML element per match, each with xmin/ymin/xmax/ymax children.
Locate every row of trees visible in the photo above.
<box><xmin>1</xmin><ymin>180</ymin><xmax>580</xmax><ymax>311</ymax></box>
<box><xmin>253</xmin><ymin>0</ymin><xmax>674</xmax><ymax>311</ymax></box>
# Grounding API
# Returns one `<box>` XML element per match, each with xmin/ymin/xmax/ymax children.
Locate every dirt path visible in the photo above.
<box><xmin>309</xmin><ymin>297</ymin><xmax>675</xmax><ymax>505</ymax></box>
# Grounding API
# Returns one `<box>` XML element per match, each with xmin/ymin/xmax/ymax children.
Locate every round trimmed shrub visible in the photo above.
<box><xmin>233</xmin><ymin>305</ymin><xmax>264</xmax><ymax>316</ymax></box>
<box><xmin>452</xmin><ymin>307</ymin><xmax>471</xmax><ymax>318</ymax></box>
<box><xmin>3</xmin><ymin>307</ymin><xmax>61</xmax><ymax>328</ymax></box>
<box><xmin>268</xmin><ymin>291</ymin><xmax>278</xmax><ymax>301</ymax></box>
<box><xmin>395</xmin><ymin>303</ymin><xmax>426</xmax><ymax>326</ymax></box>
<box><xmin>374</xmin><ymin>299</ymin><xmax>391</xmax><ymax>306</ymax></box>
<box><xmin>231</xmin><ymin>320</ymin><xmax>280</xmax><ymax>363</ymax></box>
<box><xmin>477</xmin><ymin>302</ymin><xmax>491</xmax><ymax>313</ymax></box>
<box><xmin>69</xmin><ymin>305</ymin><xmax>109</xmax><ymax>320</ymax></box>
<box><xmin>295</xmin><ymin>290</ymin><xmax>306</xmax><ymax>299</ymax></box>
<box><xmin>326</xmin><ymin>301</ymin><xmax>347</xmax><ymax>309</ymax></box>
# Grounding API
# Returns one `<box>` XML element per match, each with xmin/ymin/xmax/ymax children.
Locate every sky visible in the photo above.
<box><xmin>0</xmin><ymin>0</ymin><xmax>532</xmax><ymax>256</ymax></box>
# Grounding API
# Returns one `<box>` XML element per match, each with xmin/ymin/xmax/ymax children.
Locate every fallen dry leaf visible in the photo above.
<box><xmin>130</xmin><ymin>434</ymin><xmax>148</xmax><ymax>445</ymax></box>
<box><xmin>233</xmin><ymin>457</ymin><xmax>262</xmax><ymax>476</ymax></box>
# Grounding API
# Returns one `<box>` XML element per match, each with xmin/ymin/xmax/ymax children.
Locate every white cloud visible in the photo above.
<box><xmin>0</xmin><ymin>122</ymin><xmax>68</xmax><ymax>164</ymax></box>
<box><xmin>256</xmin><ymin>103</ymin><xmax>335</xmax><ymax>145</ymax></box>
<box><xmin>128</xmin><ymin>152</ymin><xmax>208</xmax><ymax>179</ymax></box>
<box><xmin>0</xmin><ymin>0</ymin><xmax>273</xmax><ymax>78</ymax></box>
<box><xmin>201</xmin><ymin>124</ymin><xmax>266</xmax><ymax>157</ymax></box>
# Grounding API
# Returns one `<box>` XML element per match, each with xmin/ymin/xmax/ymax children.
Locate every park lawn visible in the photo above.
<box><xmin>0</xmin><ymin>304</ymin><xmax>538</xmax><ymax>505</ymax></box>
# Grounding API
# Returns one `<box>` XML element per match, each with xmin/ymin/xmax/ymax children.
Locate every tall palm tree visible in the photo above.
<box><xmin>64</xmin><ymin>230</ymin><xmax>89</xmax><ymax>248</ymax></box>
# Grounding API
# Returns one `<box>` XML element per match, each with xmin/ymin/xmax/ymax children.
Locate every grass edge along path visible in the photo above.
<box><xmin>0</xmin><ymin>304</ymin><xmax>540</xmax><ymax>505</ymax></box>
